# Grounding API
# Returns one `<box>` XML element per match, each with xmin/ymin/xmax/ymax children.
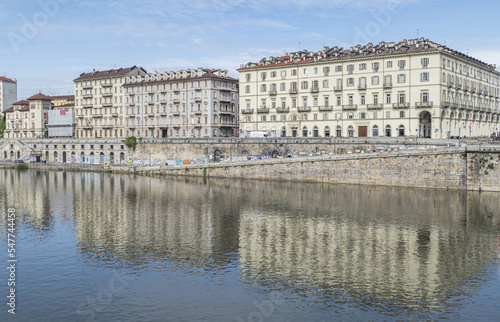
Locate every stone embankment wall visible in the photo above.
<box><xmin>134</xmin><ymin>150</ymin><xmax>500</xmax><ymax>192</ymax></box>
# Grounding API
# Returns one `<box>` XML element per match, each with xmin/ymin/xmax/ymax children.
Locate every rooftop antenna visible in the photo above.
<box><xmin>417</xmin><ymin>28</ymin><xmax>419</xmax><ymax>38</ymax></box>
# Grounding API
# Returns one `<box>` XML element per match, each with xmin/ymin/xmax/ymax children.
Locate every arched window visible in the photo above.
<box><xmin>372</xmin><ymin>125</ymin><xmax>379</xmax><ymax>137</ymax></box>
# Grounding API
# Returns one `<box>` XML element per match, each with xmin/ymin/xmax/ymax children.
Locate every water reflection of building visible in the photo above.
<box><xmin>72</xmin><ymin>175</ymin><xmax>240</xmax><ymax>266</ymax></box>
<box><xmin>237</xmin><ymin>184</ymin><xmax>500</xmax><ymax>310</ymax></box>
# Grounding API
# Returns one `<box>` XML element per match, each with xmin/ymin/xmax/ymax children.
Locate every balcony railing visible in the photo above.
<box><xmin>101</xmin><ymin>82</ymin><xmax>113</xmax><ymax>87</ymax></box>
<box><xmin>277</xmin><ymin>107</ymin><xmax>289</xmax><ymax>113</ymax></box>
<box><xmin>269</xmin><ymin>89</ymin><xmax>277</xmax><ymax>95</ymax></box>
<box><xmin>318</xmin><ymin>105</ymin><xmax>333</xmax><ymax>111</ymax></box>
<box><xmin>414</xmin><ymin>101</ymin><xmax>431</xmax><ymax>108</ymax></box>
<box><xmin>367</xmin><ymin>104</ymin><xmax>383</xmax><ymax>110</ymax></box>
<box><xmin>451</xmin><ymin>103</ymin><xmax>459</xmax><ymax>109</ymax></box>
<box><xmin>358</xmin><ymin>84</ymin><xmax>367</xmax><ymax>90</ymax></box>
<box><xmin>298</xmin><ymin>106</ymin><xmax>311</xmax><ymax>112</ymax></box>
<box><xmin>441</xmin><ymin>101</ymin><xmax>450</xmax><ymax>108</ymax></box>
<box><xmin>92</xmin><ymin>113</ymin><xmax>103</xmax><ymax>118</ymax></box>
<box><xmin>102</xmin><ymin>92</ymin><xmax>113</xmax><ymax>97</ymax></box>
<box><xmin>310</xmin><ymin>87</ymin><xmax>319</xmax><ymax>93</ymax></box>
<box><xmin>447</xmin><ymin>80</ymin><xmax>454</xmax><ymax>88</ymax></box>
<box><xmin>383</xmin><ymin>82</ymin><xmax>392</xmax><ymax>89</ymax></box>
<box><xmin>334</xmin><ymin>86</ymin><xmax>342</xmax><ymax>92</ymax></box>
<box><xmin>257</xmin><ymin>108</ymin><xmax>270</xmax><ymax>114</ymax></box>
<box><xmin>392</xmin><ymin>102</ymin><xmax>410</xmax><ymax>109</ymax></box>
<box><xmin>241</xmin><ymin>109</ymin><xmax>254</xmax><ymax>114</ymax></box>
<box><xmin>342</xmin><ymin>104</ymin><xmax>358</xmax><ymax>111</ymax></box>
<box><xmin>289</xmin><ymin>88</ymin><xmax>298</xmax><ymax>94</ymax></box>
<box><xmin>194</xmin><ymin>96</ymin><xmax>202</xmax><ymax>102</ymax></box>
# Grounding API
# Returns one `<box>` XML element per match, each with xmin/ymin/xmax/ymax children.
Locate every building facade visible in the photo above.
<box><xmin>0</xmin><ymin>77</ymin><xmax>17</xmax><ymax>112</ymax></box>
<box><xmin>238</xmin><ymin>38</ymin><xmax>500</xmax><ymax>139</ymax></box>
<box><xmin>122</xmin><ymin>68</ymin><xmax>239</xmax><ymax>138</ymax></box>
<box><xmin>3</xmin><ymin>93</ymin><xmax>53</xmax><ymax>138</ymax></box>
<box><xmin>73</xmin><ymin>66</ymin><xmax>147</xmax><ymax>139</ymax></box>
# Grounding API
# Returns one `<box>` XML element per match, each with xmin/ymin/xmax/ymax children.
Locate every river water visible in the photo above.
<box><xmin>1</xmin><ymin>170</ymin><xmax>499</xmax><ymax>321</ymax></box>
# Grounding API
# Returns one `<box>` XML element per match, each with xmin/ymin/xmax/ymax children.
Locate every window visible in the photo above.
<box><xmin>281</xmin><ymin>98</ymin><xmax>286</xmax><ymax>108</ymax></box>
<box><xmin>303</xmin><ymin>68</ymin><xmax>307</xmax><ymax>77</ymax></box>
<box><xmin>348</xmin><ymin>113</ymin><xmax>354</xmax><ymax>119</ymax></box>
<box><xmin>373</xmin><ymin>112</ymin><xmax>378</xmax><ymax>119</ymax></box>
<box><xmin>421</xmin><ymin>58</ymin><xmax>429</xmax><ymax>67</ymax></box>
<box><xmin>261</xmin><ymin>115</ymin><xmax>267</xmax><ymax>121</ymax></box>
<box><xmin>314</xmin><ymin>67</ymin><xmax>318</xmax><ymax>74</ymax></box>
<box><xmin>336</xmin><ymin>96</ymin><xmax>341</xmax><ymax>106</ymax></box>
<box><xmin>421</xmin><ymin>72</ymin><xmax>429</xmax><ymax>82</ymax></box>
<box><xmin>280</xmin><ymin>83</ymin><xmax>285</xmax><ymax>91</ymax></box>
<box><xmin>324</xmin><ymin>96</ymin><xmax>329</xmax><ymax>106</ymax></box>
<box><xmin>271</xmin><ymin>71</ymin><xmax>277</xmax><ymax>78</ymax></box>
<box><xmin>322</xmin><ymin>80</ymin><xmax>329</xmax><ymax>88</ymax></box>
<box><xmin>302</xmin><ymin>98</ymin><xmax>307</xmax><ymax>108</ymax></box>
<box><xmin>373</xmin><ymin>94</ymin><xmax>379</xmax><ymax>105</ymax></box>
<box><xmin>347</xmin><ymin>78</ymin><xmax>354</xmax><ymax>86</ymax></box>
<box><xmin>245</xmin><ymin>85</ymin><xmax>250</xmax><ymax>93</ymax></box>
<box><xmin>323</xmin><ymin>66</ymin><xmax>330</xmax><ymax>75</ymax></box>
<box><xmin>372</xmin><ymin>76</ymin><xmax>379</xmax><ymax>85</ymax></box>
<box><xmin>400</xmin><ymin>111</ymin><xmax>405</xmax><ymax>118</ymax></box>
<box><xmin>347</xmin><ymin>64</ymin><xmax>354</xmax><ymax>73</ymax></box>
<box><xmin>398</xmin><ymin>60</ymin><xmax>406</xmax><ymax>69</ymax></box>
<box><xmin>261</xmin><ymin>84</ymin><xmax>267</xmax><ymax>92</ymax></box>
<box><xmin>421</xmin><ymin>92</ymin><xmax>429</xmax><ymax>103</ymax></box>
<box><xmin>301</xmin><ymin>81</ymin><xmax>308</xmax><ymax>89</ymax></box>
<box><xmin>261</xmin><ymin>72</ymin><xmax>267</xmax><ymax>79</ymax></box>
<box><xmin>361</xmin><ymin>95</ymin><xmax>366</xmax><ymax>105</ymax></box>
<box><xmin>386</xmin><ymin>93</ymin><xmax>391</xmax><ymax>104</ymax></box>
<box><xmin>335</xmin><ymin>65</ymin><xmax>342</xmax><ymax>72</ymax></box>
<box><xmin>348</xmin><ymin>95</ymin><xmax>353</xmax><ymax>105</ymax></box>
<box><xmin>398</xmin><ymin>93</ymin><xmax>406</xmax><ymax>103</ymax></box>
<box><xmin>386</xmin><ymin>111</ymin><xmax>391</xmax><ymax>118</ymax></box>
<box><xmin>373</xmin><ymin>62</ymin><xmax>379</xmax><ymax>71</ymax></box>
<box><xmin>359</xmin><ymin>63</ymin><xmax>367</xmax><ymax>70</ymax></box>
<box><xmin>360</xmin><ymin>112</ymin><xmax>366</xmax><ymax>119</ymax></box>
<box><xmin>387</xmin><ymin>61</ymin><xmax>393</xmax><ymax>68</ymax></box>
<box><xmin>291</xmin><ymin>69</ymin><xmax>297</xmax><ymax>76</ymax></box>
<box><xmin>292</xmin><ymin>98</ymin><xmax>297</xmax><ymax>108</ymax></box>
<box><xmin>336</xmin><ymin>113</ymin><xmax>341</xmax><ymax>119</ymax></box>
<box><xmin>398</xmin><ymin>74</ymin><xmax>406</xmax><ymax>83</ymax></box>
<box><xmin>261</xmin><ymin>99</ymin><xmax>266</xmax><ymax>108</ymax></box>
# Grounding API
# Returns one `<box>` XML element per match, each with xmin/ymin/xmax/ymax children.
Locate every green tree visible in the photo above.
<box><xmin>124</xmin><ymin>136</ymin><xmax>137</xmax><ymax>151</ymax></box>
<box><xmin>0</xmin><ymin>114</ymin><xmax>5</xmax><ymax>138</ymax></box>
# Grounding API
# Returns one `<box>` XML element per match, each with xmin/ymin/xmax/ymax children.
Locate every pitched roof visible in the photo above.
<box><xmin>19</xmin><ymin>105</ymin><xmax>30</xmax><ymax>111</ymax></box>
<box><xmin>74</xmin><ymin>66</ymin><xmax>147</xmax><ymax>81</ymax></box>
<box><xmin>12</xmin><ymin>100</ymin><xmax>29</xmax><ymax>106</ymax></box>
<box><xmin>0</xmin><ymin>77</ymin><xmax>16</xmax><ymax>83</ymax></box>
<box><xmin>27</xmin><ymin>93</ymin><xmax>52</xmax><ymax>100</ymax></box>
<box><xmin>3</xmin><ymin>107</ymin><xmax>14</xmax><ymax>113</ymax></box>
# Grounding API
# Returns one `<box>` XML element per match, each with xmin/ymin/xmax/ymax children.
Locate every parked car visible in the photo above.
<box><xmin>15</xmin><ymin>160</ymin><xmax>24</xmax><ymax>164</ymax></box>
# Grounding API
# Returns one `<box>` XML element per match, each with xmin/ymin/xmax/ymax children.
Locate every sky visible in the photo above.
<box><xmin>1</xmin><ymin>0</ymin><xmax>500</xmax><ymax>100</ymax></box>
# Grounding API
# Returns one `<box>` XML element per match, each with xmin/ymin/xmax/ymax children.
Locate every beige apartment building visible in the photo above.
<box><xmin>73</xmin><ymin>66</ymin><xmax>147</xmax><ymax>139</ymax></box>
<box><xmin>122</xmin><ymin>68</ymin><xmax>238</xmax><ymax>138</ymax></box>
<box><xmin>3</xmin><ymin>93</ymin><xmax>53</xmax><ymax>139</ymax></box>
<box><xmin>238</xmin><ymin>38</ymin><xmax>500</xmax><ymax>139</ymax></box>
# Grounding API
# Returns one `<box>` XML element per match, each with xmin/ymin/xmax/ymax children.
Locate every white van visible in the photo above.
<box><xmin>248</xmin><ymin>131</ymin><xmax>269</xmax><ymax>138</ymax></box>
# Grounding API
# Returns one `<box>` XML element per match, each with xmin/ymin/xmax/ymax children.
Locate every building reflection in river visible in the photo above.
<box><xmin>1</xmin><ymin>169</ymin><xmax>499</xmax><ymax>316</ymax></box>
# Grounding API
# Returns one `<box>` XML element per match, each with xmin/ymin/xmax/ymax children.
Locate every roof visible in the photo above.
<box><xmin>19</xmin><ymin>105</ymin><xmax>30</xmax><ymax>111</ymax></box>
<box><xmin>123</xmin><ymin>68</ymin><xmax>238</xmax><ymax>87</ymax></box>
<box><xmin>3</xmin><ymin>107</ymin><xmax>14</xmax><ymax>113</ymax></box>
<box><xmin>0</xmin><ymin>77</ymin><xmax>16</xmax><ymax>83</ymax></box>
<box><xmin>49</xmin><ymin>95</ymin><xmax>75</xmax><ymax>101</ymax></box>
<box><xmin>12</xmin><ymin>100</ymin><xmax>29</xmax><ymax>106</ymax></box>
<box><xmin>27</xmin><ymin>93</ymin><xmax>52</xmax><ymax>100</ymax></box>
<box><xmin>237</xmin><ymin>38</ymin><xmax>498</xmax><ymax>72</ymax></box>
<box><xmin>74</xmin><ymin>66</ymin><xmax>147</xmax><ymax>81</ymax></box>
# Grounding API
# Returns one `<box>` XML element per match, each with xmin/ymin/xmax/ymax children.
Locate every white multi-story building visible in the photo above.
<box><xmin>238</xmin><ymin>38</ymin><xmax>500</xmax><ymax>139</ymax></box>
<box><xmin>0</xmin><ymin>77</ymin><xmax>17</xmax><ymax>112</ymax></box>
<box><xmin>3</xmin><ymin>93</ymin><xmax>52</xmax><ymax>138</ymax></box>
<box><xmin>122</xmin><ymin>68</ymin><xmax>239</xmax><ymax>138</ymax></box>
<box><xmin>73</xmin><ymin>66</ymin><xmax>147</xmax><ymax>139</ymax></box>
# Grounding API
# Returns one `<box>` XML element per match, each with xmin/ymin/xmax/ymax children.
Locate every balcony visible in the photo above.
<box><xmin>172</xmin><ymin>111</ymin><xmax>181</xmax><ymax>116</ymax></box>
<box><xmin>219</xmin><ymin>97</ymin><xmax>232</xmax><ymax>103</ymax></box>
<box><xmin>298</xmin><ymin>106</ymin><xmax>311</xmax><ymax>112</ymax></box>
<box><xmin>277</xmin><ymin>107</ymin><xmax>289</xmax><ymax>113</ymax></box>
<box><xmin>441</xmin><ymin>101</ymin><xmax>450</xmax><ymax>108</ymax></box>
<box><xmin>470</xmin><ymin>86</ymin><xmax>476</xmax><ymax>93</ymax></box>
<box><xmin>128</xmin><ymin>114</ymin><xmax>136</xmax><ymax>118</ymax></box>
<box><xmin>269</xmin><ymin>89</ymin><xmax>277</xmax><ymax>95</ymax></box>
<box><xmin>415</xmin><ymin>101</ymin><xmax>433</xmax><ymax>108</ymax></box>
<box><xmin>241</xmin><ymin>109</ymin><xmax>254</xmax><ymax>114</ymax></box>
<box><xmin>310</xmin><ymin>87</ymin><xmax>319</xmax><ymax>93</ymax></box>
<box><xmin>173</xmin><ymin>124</ymin><xmax>181</xmax><ymax>128</ymax></box>
<box><xmin>194</xmin><ymin>123</ymin><xmax>202</xmax><ymax>128</ymax></box>
<box><xmin>318</xmin><ymin>105</ymin><xmax>333</xmax><ymax>112</ymax></box>
<box><xmin>334</xmin><ymin>85</ymin><xmax>342</xmax><ymax>92</ymax></box>
<box><xmin>367</xmin><ymin>104</ymin><xmax>383</xmax><ymax>110</ymax></box>
<box><xmin>383</xmin><ymin>82</ymin><xmax>392</xmax><ymax>89</ymax></box>
<box><xmin>82</xmin><ymin>84</ymin><xmax>92</xmax><ymax>90</ymax></box>
<box><xmin>358</xmin><ymin>84</ymin><xmax>367</xmax><ymax>90</ymax></box>
<box><xmin>459</xmin><ymin>104</ymin><xmax>467</xmax><ymax>110</ymax></box>
<box><xmin>220</xmin><ymin>110</ymin><xmax>233</xmax><ymax>115</ymax></box>
<box><xmin>289</xmin><ymin>88</ymin><xmax>298</xmax><ymax>94</ymax></box>
<box><xmin>172</xmin><ymin>98</ymin><xmax>180</xmax><ymax>103</ymax></box>
<box><xmin>82</xmin><ymin>104</ymin><xmax>93</xmax><ymax>108</ymax></box>
<box><xmin>82</xmin><ymin>94</ymin><xmax>93</xmax><ymax>99</ymax></box>
<box><xmin>92</xmin><ymin>113</ymin><xmax>103</xmax><ymax>118</ymax></box>
<box><xmin>257</xmin><ymin>108</ymin><xmax>270</xmax><ymax>114</ymax></box>
<box><xmin>342</xmin><ymin>104</ymin><xmax>358</xmax><ymax>111</ymax></box>
<box><xmin>102</xmin><ymin>92</ymin><xmax>113</xmax><ymax>97</ymax></box>
<box><xmin>77</xmin><ymin>114</ymin><xmax>84</xmax><ymax>119</ymax></box>
<box><xmin>451</xmin><ymin>103</ymin><xmax>458</xmax><ymax>110</ymax></box>
<box><xmin>447</xmin><ymin>80</ymin><xmax>454</xmax><ymax>88</ymax></box>
<box><xmin>456</xmin><ymin>83</ymin><xmax>462</xmax><ymax>90</ymax></box>
<box><xmin>392</xmin><ymin>102</ymin><xmax>410</xmax><ymax>109</ymax></box>
<box><xmin>110</xmin><ymin>112</ymin><xmax>119</xmax><ymax>117</ymax></box>
<box><xmin>464</xmin><ymin>84</ymin><xmax>470</xmax><ymax>91</ymax></box>
<box><xmin>194</xmin><ymin>96</ymin><xmax>202</xmax><ymax>102</ymax></box>
<box><xmin>102</xmin><ymin>103</ymin><xmax>113</xmax><ymax>107</ymax></box>
<box><xmin>82</xmin><ymin>125</ymin><xmax>93</xmax><ymax>130</ymax></box>
<box><xmin>101</xmin><ymin>82</ymin><xmax>113</xmax><ymax>87</ymax></box>
<box><xmin>193</xmin><ymin>110</ymin><xmax>202</xmax><ymax>115</ymax></box>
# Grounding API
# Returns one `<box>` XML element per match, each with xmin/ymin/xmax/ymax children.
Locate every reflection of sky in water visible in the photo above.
<box><xmin>0</xmin><ymin>170</ymin><xmax>499</xmax><ymax>321</ymax></box>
